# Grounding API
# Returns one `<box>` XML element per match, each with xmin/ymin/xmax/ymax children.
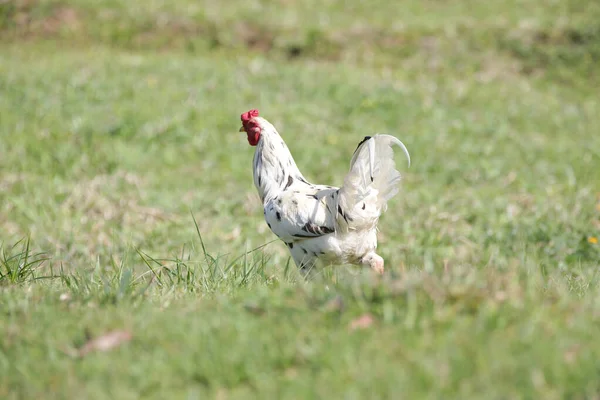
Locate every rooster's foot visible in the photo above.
<box><xmin>361</xmin><ymin>253</ymin><xmax>384</xmax><ymax>274</ymax></box>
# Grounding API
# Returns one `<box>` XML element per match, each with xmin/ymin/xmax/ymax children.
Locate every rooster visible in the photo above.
<box><xmin>239</xmin><ymin>109</ymin><xmax>410</xmax><ymax>274</ymax></box>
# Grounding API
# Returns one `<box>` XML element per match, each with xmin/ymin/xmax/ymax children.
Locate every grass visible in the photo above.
<box><xmin>1</xmin><ymin>0</ymin><xmax>600</xmax><ymax>398</ymax></box>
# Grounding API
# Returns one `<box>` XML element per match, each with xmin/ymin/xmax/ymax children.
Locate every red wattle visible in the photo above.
<box><xmin>247</xmin><ymin>130</ymin><xmax>260</xmax><ymax>146</ymax></box>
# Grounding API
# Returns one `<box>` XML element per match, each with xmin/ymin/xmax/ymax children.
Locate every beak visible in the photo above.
<box><xmin>239</xmin><ymin>126</ymin><xmax>245</xmax><ymax>132</ymax></box>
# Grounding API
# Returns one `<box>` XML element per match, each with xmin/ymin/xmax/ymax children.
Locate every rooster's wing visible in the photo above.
<box><xmin>264</xmin><ymin>183</ymin><xmax>338</xmax><ymax>244</ymax></box>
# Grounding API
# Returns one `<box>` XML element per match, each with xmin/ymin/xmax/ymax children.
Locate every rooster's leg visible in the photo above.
<box><xmin>290</xmin><ymin>246</ymin><xmax>317</xmax><ymax>276</ymax></box>
<box><xmin>361</xmin><ymin>252</ymin><xmax>384</xmax><ymax>274</ymax></box>
<box><xmin>299</xmin><ymin>261</ymin><xmax>317</xmax><ymax>276</ymax></box>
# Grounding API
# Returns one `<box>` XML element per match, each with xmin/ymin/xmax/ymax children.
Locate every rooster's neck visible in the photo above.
<box><xmin>253</xmin><ymin>131</ymin><xmax>304</xmax><ymax>203</ymax></box>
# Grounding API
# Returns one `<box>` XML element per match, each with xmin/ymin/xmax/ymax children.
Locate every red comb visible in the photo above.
<box><xmin>241</xmin><ymin>109</ymin><xmax>259</xmax><ymax>123</ymax></box>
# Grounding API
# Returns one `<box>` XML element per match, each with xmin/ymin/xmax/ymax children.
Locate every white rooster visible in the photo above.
<box><xmin>239</xmin><ymin>109</ymin><xmax>410</xmax><ymax>274</ymax></box>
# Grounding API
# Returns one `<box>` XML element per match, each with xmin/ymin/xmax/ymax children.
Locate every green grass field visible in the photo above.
<box><xmin>2</xmin><ymin>0</ymin><xmax>600</xmax><ymax>398</ymax></box>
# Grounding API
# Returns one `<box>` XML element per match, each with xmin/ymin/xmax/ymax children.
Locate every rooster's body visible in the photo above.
<box><xmin>240</xmin><ymin>110</ymin><xmax>410</xmax><ymax>274</ymax></box>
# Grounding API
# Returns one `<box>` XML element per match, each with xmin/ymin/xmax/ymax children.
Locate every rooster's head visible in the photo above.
<box><xmin>239</xmin><ymin>109</ymin><xmax>261</xmax><ymax>146</ymax></box>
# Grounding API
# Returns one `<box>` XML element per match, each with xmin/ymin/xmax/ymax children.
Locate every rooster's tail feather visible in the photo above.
<box><xmin>337</xmin><ymin>134</ymin><xmax>410</xmax><ymax>230</ymax></box>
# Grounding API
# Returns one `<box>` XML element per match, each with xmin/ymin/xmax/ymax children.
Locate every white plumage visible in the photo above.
<box><xmin>240</xmin><ymin>110</ymin><xmax>410</xmax><ymax>274</ymax></box>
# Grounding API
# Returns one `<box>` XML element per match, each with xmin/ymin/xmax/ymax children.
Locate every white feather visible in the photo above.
<box><xmin>249</xmin><ymin>116</ymin><xmax>410</xmax><ymax>273</ymax></box>
<box><xmin>338</xmin><ymin>134</ymin><xmax>410</xmax><ymax>231</ymax></box>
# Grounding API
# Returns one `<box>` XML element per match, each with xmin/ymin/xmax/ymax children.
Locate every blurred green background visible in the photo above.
<box><xmin>1</xmin><ymin>0</ymin><xmax>600</xmax><ymax>398</ymax></box>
